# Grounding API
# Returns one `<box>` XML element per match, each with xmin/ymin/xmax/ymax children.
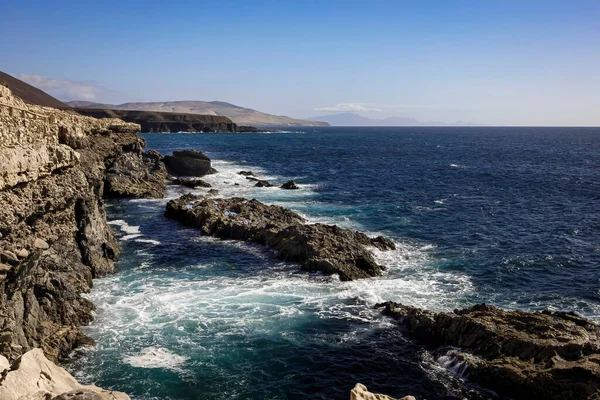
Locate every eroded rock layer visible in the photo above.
<box><xmin>378</xmin><ymin>302</ymin><xmax>600</xmax><ymax>400</ymax></box>
<box><xmin>0</xmin><ymin>84</ymin><xmax>166</xmax><ymax>366</ymax></box>
<box><xmin>165</xmin><ymin>194</ymin><xmax>395</xmax><ymax>280</ymax></box>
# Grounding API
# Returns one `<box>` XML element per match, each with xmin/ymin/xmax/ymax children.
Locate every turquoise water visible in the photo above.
<box><xmin>67</xmin><ymin>127</ymin><xmax>600</xmax><ymax>399</ymax></box>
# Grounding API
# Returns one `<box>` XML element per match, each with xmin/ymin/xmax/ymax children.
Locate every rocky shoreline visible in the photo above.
<box><xmin>377</xmin><ymin>302</ymin><xmax>600</xmax><ymax>400</ymax></box>
<box><xmin>2</xmin><ymin>82</ymin><xmax>600</xmax><ymax>399</ymax></box>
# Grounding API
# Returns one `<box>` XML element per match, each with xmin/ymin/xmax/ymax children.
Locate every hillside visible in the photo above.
<box><xmin>0</xmin><ymin>71</ymin><xmax>70</xmax><ymax>109</ymax></box>
<box><xmin>68</xmin><ymin>100</ymin><xmax>329</xmax><ymax>127</ymax></box>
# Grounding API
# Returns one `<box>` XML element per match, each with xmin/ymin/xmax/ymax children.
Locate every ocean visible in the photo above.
<box><xmin>66</xmin><ymin>127</ymin><xmax>600</xmax><ymax>399</ymax></box>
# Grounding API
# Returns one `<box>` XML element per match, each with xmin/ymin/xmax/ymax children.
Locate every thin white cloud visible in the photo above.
<box><xmin>315</xmin><ymin>103</ymin><xmax>383</xmax><ymax>112</ymax></box>
<box><xmin>315</xmin><ymin>102</ymin><xmax>444</xmax><ymax>113</ymax></box>
<box><xmin>18</xmin><ymin>74</ymin><xmax>112</xmax><ymax>101</ymax></box>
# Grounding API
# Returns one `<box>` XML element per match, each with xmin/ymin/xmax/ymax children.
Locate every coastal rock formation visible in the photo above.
<box><xmin>0</xmin><ymin>83</ymin><xmax>165</xmax><ymax>369</ymax></box>
<box><xmin>165</xmin><ymin>195</ymin><xmax>395</xmax><ymax>280</ymax></box>
<box><xmin>72</xmin><ymin>108</ymin><xmax>242</xmax><ymax>133</ymax></box>
<box><xmin>172</xmin><ymin>177</ymin><xmax>212</xmax><ymax>188</ymax></box>
<box><xmin>281</xmin><ymin>180</ymin><xmax>299</xmax><ymax>189</ymax></box>
<box><xmin>163</xmin><ymin>149</ymin><xmax>216</xmax><ymax>176</ymax></box>
<box><xmin>254</xmin><ymin>180</ymin><xmax>273</xmax><ymax>187</ymax></box>
<box><xmin>378</xmin><ymin>302</ymin><xmax>600</xmax><ymax>400</ymax></box>
<box><xmin>0</xmin><ymin>348</ymin><xmax>129</xmax><ymax>400</ymax></box>
<box><xmin>350</xmin><ymin>383</ymin><xmax>415</xmax><ymax>400</ymax></box>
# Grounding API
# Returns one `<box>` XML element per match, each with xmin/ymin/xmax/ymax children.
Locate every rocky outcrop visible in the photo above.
<box><xmin>0</xmin><ymin>349</ymin><xmax>129</xmax><ymax>400</ymax></box>
<box><xmin>163</xmin><ymin>150</ymin><xmax>216</xmax><ymax>176</ymax></box>
<box><xmin>254</xmin><ymin>180</ymin><xmax>273</xmax><ymax>187</ymax></box>
<box><xmin>72</xmin><ymin>108</ymin><xmax>263</xmax><ymax>133</ymax></box>
<box><xmin>171</xmin><ymin>177</ymin><xmax>212</xmax><ymax>188</ymax></box>
<box><xmin>378</xmin><ymin>302</ymin><xmax>600</xmax><ymax>400</ymax></box>
<box><xmin>280</xmin><ymin>180</ymin><xmax>299</xmax><ymax>190</ymax></box>
<box><xmin>165</xmin><ymin>195</ymin><xmax>395</xmax><ymax>280</ymax></box>
<box><xmin>0</xmin><ymin>84</ymin><xmax>165</xmax><ymax>369</ymax></box>
<box><xmin>350</xmin><ymin>384</ymin><xmax>415</xmax><ymax>400</ymax></box>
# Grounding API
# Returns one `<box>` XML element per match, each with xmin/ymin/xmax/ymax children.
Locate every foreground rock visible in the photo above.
<box><xmin>378</xmin><ymin>302</ymin><xmax>600</xmax><ymax>400</ymax></box>
<box><xmin>0</xmin><ymin>349</ymin><xmax>129</xmax><ymax>400</ymax></box>
<box><xmin>165</xmin><ymin>195</ymin><xmax>395</xmax><ymax>280</ymax></box>
<box><xmin>163</xmin><ymin>149</ymin><xmax>216</xmax><ymax>176</ymax></box>
<box><xmin>350</xmin><ymin>384</ymin><xmax>415</xmax><ymax>400</ymax></box>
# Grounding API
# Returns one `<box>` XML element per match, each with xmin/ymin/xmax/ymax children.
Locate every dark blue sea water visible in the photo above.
<box><xmin>67</xmin><ymin>127</ymin><xmax>600</xmax><ymax>399</ymax></box>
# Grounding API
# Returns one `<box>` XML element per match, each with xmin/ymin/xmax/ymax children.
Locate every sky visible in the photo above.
<box><xmin>1</xmin><ymin>0</ymin><xmax>599</xmax><ymax>126</ymax></box>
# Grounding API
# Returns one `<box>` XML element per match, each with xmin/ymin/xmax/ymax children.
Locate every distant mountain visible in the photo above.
<box><xmin>308</xmin><ymin>112</ymin><xmax>477</xmax><ymax>127</ymax></box>
<box><xmin>0</xmin><ymin>71</ymin><xmax>70</xmax><ymax>109</ymax></box>
<box><xmin>68</xmin><ymin>100</ymin><xmax>329</xmax><ymax>127</ymax></box>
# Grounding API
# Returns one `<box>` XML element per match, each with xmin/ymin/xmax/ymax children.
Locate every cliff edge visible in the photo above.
<box><xmin>0</xmin><ymin>84</ymin><xmax>166</xmax><ymax>397</ymax></box>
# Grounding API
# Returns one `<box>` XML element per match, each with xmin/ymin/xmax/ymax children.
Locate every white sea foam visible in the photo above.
<box><xmin>123</xmin><ymin>347</ymin><xmax>188</xmax><ymax>371</ymax></box>
<box><xmin>108</xmin><ymin>219</ymin><xmax>141</xmax><ymax>235</ymax></box>
<box><xmin>134</xmin><ymin>238</ymin><xmax>162</xmax><ymax>246</ymax></box>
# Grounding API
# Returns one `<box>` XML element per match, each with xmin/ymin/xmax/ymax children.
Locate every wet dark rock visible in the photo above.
<box><xmin>163</xmin><ymin>150</ymin><xmax>216</xmax><ymax>177</ymax></box>
<box><xmin>377</xmin><ymin>302</ymin><xmax>600</xmax><ymax>400</ymax></box>
<box><xmin>238</xmin><ymin>171</ymin><xmax>255</xmax><ymax>176</ymax></box>
<box><xmin>280</xmin><ymin>180</ymin><xmax>299</xmax><ymax>190</ymax></box>
<box><xmin>207</xmin><ymin>189</ymin><xmax>219</xmax><ymax>195</ymax></box>
<box><xmin>165</xmin><ymin>195</ymin><xmax>395</xmax><ymax>280</ymax></box>
<box><xmin>172</xmin><ymin>177</ymin><xmax>212</xmax><ymax>188</ymax></box>
<box><xmin>254</xmin><ymin>180</ymin><xmax>273</xmax><ymax>187</ymax></box>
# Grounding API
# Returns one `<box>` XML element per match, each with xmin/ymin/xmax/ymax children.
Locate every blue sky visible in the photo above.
<box><xmin>1</xmin><ymin>0</ymin><xmax>599</xmax><ymax>125</ymax></box>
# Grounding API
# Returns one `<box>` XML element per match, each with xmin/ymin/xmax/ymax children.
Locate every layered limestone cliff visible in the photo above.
<box><xmin>0</xmin><ymin>84</ymin><xmax>165</xmax><ymax>397</ymax></box>
<box><xmin>73</xmin><ymin>108</ymin><xmax>262</xmax><ymax>133</ymax></box>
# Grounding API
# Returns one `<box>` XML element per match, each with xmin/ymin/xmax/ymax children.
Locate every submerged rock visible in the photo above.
<box><xmin>350</xmin><ymin>383</ymin><xmax>415</xmax><ymax>400</ymax></box>
<box><xmin>237</xmin><ymin>170</ymin><xmax>255</xmax><ymax>176</ymax></box>
<box><xmin>172</xmin><ymin>177</ymin><xmax>212</xmax><ymax>188</ymax></box>
<box><xmin>280</xmin><ymin>179</ymin><xmax>299</xmax><ymax>190</ymax></box>
<box><xmin>0</xmin><ymin>348</ymin><xmax>129</xmax><ymax>400</ymax></box>
<box><xmin>254</xmin><ymin>180</ymin><xmax>273</xmax><ymax>187</ymax></box>
<box><xmin>163</xmin><ymin>149</ymin><xmax>216</xmax><ymax>176</ymax></box>
<box><xmin>165</xmin><ymin>195</ymin><xmax>395</xmax><ymax>280</ymax></box>
<box><xmin>377</xmin><ymin>302</ymin><xmax>600</xmax><ymax>400</ymax></box>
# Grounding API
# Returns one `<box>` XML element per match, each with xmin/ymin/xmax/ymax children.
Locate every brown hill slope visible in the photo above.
<box><xmin>0</xmin><ymin>71</ymin><xmax>70</xmax><ymax>109</ymax></box>
<box><xmin>69</xmin><ymin>100</ymin><xmax>329</xmax><ymax>127</ymax></box>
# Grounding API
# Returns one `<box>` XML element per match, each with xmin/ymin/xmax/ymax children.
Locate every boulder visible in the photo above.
<box><xmin>207</xmin><ymin>189</ymin><xmax>219</xmax><ymax>195</ymax></box>
<box><xmin>0</xmin><ymin>250</ymin><xmax>18</xmax><ymax>265</ymax></box>
<box><xmin>16</xmin><ymin>248</ymin><xmax>29</xmax><ymax>259</ymax></box>
<box><xmin>238</xmin><ymin>171</ymin><xmax>255</xmax><ymax>176</ymax></box>
<box><xmin>172</xmin><ymin>177</ymin><xmax>212</xmax><ymax>188</ymax></box>
<box><xmin>280</xmin><ymin>180</ymin><xmax>299</xmax><ymax>190</ymax></box>
<box><xmin>165</xmin><ymin>195</ymin><xmax>395</xmax><ymax>280</ymax></box>
<box><xmin>378</xmin><ymin>302</ymin><xmax>600</xmax><ymax>400</ymax></box>
<box><xmin>163</xmin><ymin>150</ymin><xmax>216</xmax><ymax>176</ymax></box>
<box><xmin>0</xmin><ymin>349</ymin><xmax>129</xmax><ymax>400</ymax></box>
<box><xmin>34</xmin><ymin>238</ymin><xmax>50</xmax><ymax>250</ymax></box>
<box><xmin>350</xmin><ymin>383</ymin><xmax>415</xmax><ymax>400</ymax></box>
<box><xmin>254</xmin><ymin>180</ymin><xmax>273</xmax><ymax>187</ymax></box>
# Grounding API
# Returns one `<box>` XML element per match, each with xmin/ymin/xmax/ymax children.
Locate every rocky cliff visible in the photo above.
<box><xmin>73</xmin><ymin>108</ymin><xmax>262</xmax><ymax>133</ymax></box>
<box><xmin>0</xmin><ymin>84</ymin><xmax>166</xmax><ymax>397</ymax></box>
